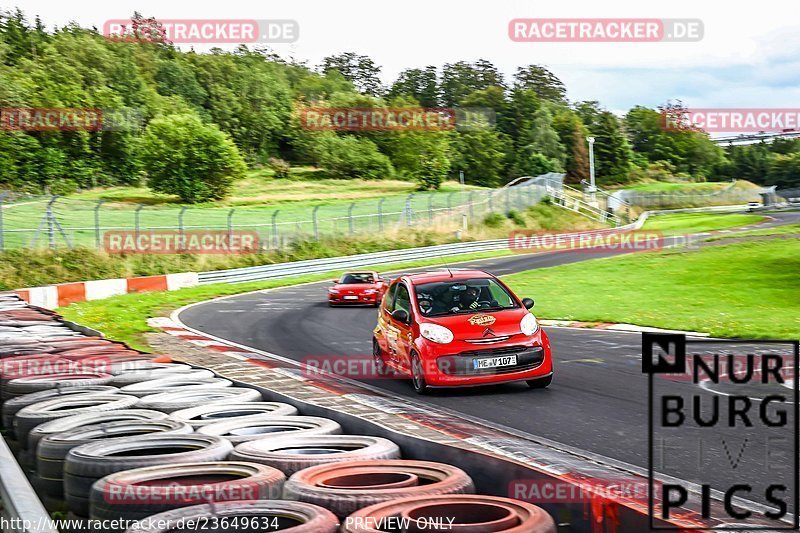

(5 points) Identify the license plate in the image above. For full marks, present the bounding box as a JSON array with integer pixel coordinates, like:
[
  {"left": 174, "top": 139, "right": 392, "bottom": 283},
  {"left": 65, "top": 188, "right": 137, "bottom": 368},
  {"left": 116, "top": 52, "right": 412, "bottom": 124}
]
[
  {"left": 343, "top": 295, "right": 358, "bottom": 300},
  {"left": 473, "top": 355, "right": 517, "bottom": 370}
]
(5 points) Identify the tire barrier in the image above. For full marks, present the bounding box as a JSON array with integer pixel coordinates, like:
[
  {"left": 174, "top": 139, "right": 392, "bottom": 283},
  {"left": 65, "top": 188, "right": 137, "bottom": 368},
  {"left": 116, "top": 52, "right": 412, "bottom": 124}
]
[
  {"left": 37, "top": 420, "right": 194, "bottom": 500},
  {"left": 198, "top": 415, "right": 342, "bottom": 445},
  {"left": 137, "top": 388, "right": 263, "bottom": 413},
  {"left": 109, "top": 364, "right": 196, "bottom": 386},
  {"left": 119, "top": 376, "right": 231, "bottom": 398},
  {"left": 90, "top": 462, "right": 286, "bottom": 526},
  {"left": 341, "top": 494, "right": 557, "bottom": 533},
  {"left": 3, "top": 371, "right": 114, "bottom": 400},
  {"left": 1, "top": 386, "right": 119, "bottom": 429},
  {"left": 123, "top": 500, "right": 339, "bottom": 533},
  {"left": 64, "top": 434, "right": 234, "bottom": 517},
  {"left": 14, "top": 394, "right": 139, "bottom": 443},
  {"left": 1, "top": 356, "right": 76, "bottom": 399},
  {"left": 28, "top": 409, "right": 168, "bottom": 454},
  {"left": 282, "top": 460, "right": 475, "bottom": 518},
  {"left": 230, "top": 435, "right": 402, "bottom": 475},
  {"left": 169, "top": 402, "right": 299, "bottom": 428}
]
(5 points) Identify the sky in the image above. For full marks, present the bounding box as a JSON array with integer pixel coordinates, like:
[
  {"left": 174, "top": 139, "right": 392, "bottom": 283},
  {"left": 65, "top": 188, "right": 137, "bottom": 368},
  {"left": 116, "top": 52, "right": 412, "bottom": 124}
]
[{"left": 8, "top": 0, "right": 800, "bottom": 114}]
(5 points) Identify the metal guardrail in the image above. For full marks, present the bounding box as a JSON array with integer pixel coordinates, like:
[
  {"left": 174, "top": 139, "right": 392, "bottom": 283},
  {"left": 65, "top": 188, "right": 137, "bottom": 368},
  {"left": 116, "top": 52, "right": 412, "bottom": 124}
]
[
  {"left": 199, "top": 202, "right": 761, "bottom": 285},
  {"left": 0, "top": 434, "right": 59, "bottom": 533},
  {"left": 198, "top": 239, "right": 512, "bottom": 284}
]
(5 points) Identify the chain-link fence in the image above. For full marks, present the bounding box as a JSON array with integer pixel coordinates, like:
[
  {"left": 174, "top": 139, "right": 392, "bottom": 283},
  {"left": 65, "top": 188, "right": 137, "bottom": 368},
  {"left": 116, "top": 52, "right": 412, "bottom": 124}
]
[
  {"left": 0, "top": 177, "right": 565, "bottom": 251},
  {"left": 615, "top": 186, "right": 763, "bottom": 209}
]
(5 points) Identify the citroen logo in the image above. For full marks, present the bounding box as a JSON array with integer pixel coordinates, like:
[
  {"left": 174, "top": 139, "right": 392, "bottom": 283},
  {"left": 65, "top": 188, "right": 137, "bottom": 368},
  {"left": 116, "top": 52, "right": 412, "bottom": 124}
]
[{"left": 482, "top": 327, "right": 496, "bottom": 337}]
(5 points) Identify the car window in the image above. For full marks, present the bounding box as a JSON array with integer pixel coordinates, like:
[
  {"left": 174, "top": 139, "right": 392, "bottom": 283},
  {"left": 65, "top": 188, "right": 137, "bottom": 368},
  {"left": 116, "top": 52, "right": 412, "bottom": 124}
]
[
  {"left": 340, "top": 273, "right": 374, "bottom": 284},
  {"left": 414, "top": 277, "right": 519, "bottom": 317},
  {"left": 384, "top": 282, "right": 399, "bottom": 312},
  {"left": 394, "top": 284, "right": 411, "bottom": 315}
]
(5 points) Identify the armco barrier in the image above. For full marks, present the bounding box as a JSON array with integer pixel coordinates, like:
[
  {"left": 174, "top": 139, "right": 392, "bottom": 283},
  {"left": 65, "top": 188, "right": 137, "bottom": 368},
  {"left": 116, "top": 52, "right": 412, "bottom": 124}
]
[{"left": 13, "top": 204, "right": 754, "bottom": 309}]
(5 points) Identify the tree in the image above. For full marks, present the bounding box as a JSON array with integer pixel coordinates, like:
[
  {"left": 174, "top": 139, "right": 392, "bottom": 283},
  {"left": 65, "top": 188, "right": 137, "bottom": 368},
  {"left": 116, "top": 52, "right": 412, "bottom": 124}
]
[
  {"left": 589, "top": 112, "right": 633, "bottom": 185},
  {"left": 440, "top": 60, "right": 503, "bottom": 107},
  {"left": 312, "top": 133, "right": 394, "bottom": 180},
  {"left": 141, "top": 114, "right": 246, "bottom": 202},
  {"left": 451, "top": 129, "right": 511, "bottom": 187},
  {"left": 320, "top": 52, "right": 383, "bottom": 96},
  {"left": 766, "top": 153, "right": 800, "bottom": 189},
  {"left": 513, "top": 65, "right": 566, "bottom": 103},
  {"left": 388, "top": 66, "right": 439, "bottom": 107},
  {"left": 552, "top": 110, "right": 590, "bottom": 183}
]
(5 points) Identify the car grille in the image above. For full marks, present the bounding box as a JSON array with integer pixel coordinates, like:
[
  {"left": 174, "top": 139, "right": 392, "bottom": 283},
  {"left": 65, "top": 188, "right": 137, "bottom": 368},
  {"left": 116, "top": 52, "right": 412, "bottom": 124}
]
[{"left": 436, "top": 345, "right": 545, "bottom": 376}]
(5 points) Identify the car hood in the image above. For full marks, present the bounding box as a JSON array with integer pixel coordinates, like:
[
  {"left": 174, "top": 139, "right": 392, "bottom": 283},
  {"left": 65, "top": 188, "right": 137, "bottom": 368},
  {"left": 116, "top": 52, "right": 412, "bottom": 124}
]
[{"left": 424, "top": 308, "right": 529, "bottom": 339}]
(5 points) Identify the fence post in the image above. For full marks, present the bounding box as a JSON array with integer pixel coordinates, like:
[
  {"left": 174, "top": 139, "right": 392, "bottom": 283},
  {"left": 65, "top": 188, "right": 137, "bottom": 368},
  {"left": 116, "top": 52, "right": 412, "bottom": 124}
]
[
  {"left": 488, "top": 190, "right": 494, "bottom": 212},
  {"left": 46, "top": 196, "right": 58, "bottom": 250},
  {"left": 378, "top": 198, "right": 385, "bottom": 232},
  {"left": 177, "top": 206, "right": 186, "bottom": 252},
  {"left": 348, "top": 202, "right": 355, "bottom": 235},
  {"left": 134, "top": 205, "right": 144, "bottom": 241},
  {"left": 271, "top": 210, "right": 279, "bottom": 248},
  {"left": 428, "top": 194, "right": 433, "bottom": 223},
  {"left": 505, "top": 187, "right": 511, "bottom": 213},
  {"left": 312, "top": 205, "right": 320, "bottom": 241},
  {"left": 405, "top": 193, "right": 414, "bottom": 226},
  {"left": 94, "top": 200, "right": 106, "bottom": 249},
  {"left": 227, "top": 208, "right": 235, "bottom": 245},
  {"left": 448, "top": 192, "right": 455, "bottom": 218},
  {"left": 0, "top": 192, "right": 6, "bottom": 251}
]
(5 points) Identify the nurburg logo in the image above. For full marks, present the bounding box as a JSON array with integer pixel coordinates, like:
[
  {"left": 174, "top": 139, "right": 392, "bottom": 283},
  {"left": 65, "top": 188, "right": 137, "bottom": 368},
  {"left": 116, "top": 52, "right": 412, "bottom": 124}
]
[{"left": 468, "top": 314, "right": 497, "bottom": 326}]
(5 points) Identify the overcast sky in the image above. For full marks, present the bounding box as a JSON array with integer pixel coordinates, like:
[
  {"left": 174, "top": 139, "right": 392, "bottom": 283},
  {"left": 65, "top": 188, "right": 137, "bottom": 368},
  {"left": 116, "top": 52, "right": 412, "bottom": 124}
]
[{"left": 10, "top": 0, "right": 800, "bottom": 114}]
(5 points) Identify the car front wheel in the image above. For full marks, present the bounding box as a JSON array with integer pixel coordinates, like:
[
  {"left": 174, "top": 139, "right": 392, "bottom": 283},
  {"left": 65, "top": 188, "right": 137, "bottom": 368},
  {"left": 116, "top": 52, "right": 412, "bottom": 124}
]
[{"left": 410, "top": 352, "right": 429, "bottom": 395}]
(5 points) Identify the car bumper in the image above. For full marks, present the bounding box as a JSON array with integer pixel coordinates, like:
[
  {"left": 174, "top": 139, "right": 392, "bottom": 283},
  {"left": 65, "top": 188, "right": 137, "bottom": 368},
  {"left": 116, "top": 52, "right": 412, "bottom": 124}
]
[
  {"left": 418, "top": 332, "right": 553, "bottom": 386},
  {"left": 329, "top": 295, "right": 378, "bottom": 304}
]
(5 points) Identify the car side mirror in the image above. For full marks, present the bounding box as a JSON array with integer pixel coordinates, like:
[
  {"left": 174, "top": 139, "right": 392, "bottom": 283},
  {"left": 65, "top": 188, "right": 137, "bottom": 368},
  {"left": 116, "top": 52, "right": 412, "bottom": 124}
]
[
  {"left": 522, "top": 298, "right": 535, "bottom": 309},
  {"left": 391, "top": 309, "right": 409, "bottom": 323},
  {"left": 331, "top": 279, "right": 339, "bottom": 283}
]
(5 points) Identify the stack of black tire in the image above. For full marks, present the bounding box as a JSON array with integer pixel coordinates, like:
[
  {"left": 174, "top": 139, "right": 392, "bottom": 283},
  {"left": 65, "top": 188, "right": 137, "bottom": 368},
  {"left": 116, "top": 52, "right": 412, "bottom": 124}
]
[{"left": 1, "top": 294, "right": 556, "bottom": 532}]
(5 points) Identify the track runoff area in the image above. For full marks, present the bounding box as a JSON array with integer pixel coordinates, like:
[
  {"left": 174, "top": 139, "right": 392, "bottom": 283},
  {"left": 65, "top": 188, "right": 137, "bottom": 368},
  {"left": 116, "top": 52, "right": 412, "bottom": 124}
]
[{"left": 177, "top": 209, "right": 800, "bottom": 529}]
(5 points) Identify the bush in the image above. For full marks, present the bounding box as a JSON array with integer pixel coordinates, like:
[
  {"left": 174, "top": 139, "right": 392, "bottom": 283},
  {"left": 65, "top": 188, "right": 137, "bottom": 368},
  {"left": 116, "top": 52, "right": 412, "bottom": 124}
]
[
  {"left": 313, "top": 134, "right": 394, "bottom": 180},
  {"left": 483, "top": 212, "right": 506, "bottom": 228},
  {"left": 506, "top": 209, "right": 526, "bottom": 226},
  {"left": 141, "top": 114, "right": 247, "bottom": 203},
  {"left": 268, "top": 157, "right": 291, "bottom": 179}
]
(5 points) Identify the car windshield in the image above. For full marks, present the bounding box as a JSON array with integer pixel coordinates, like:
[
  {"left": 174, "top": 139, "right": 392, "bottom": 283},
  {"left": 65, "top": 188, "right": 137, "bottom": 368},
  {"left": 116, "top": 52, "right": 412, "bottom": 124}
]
[
  {"left": 414, "top": 278, "right": 519, "bottom": 317},
  {"left": 339, "top": 273, "right": 374, "bottom": 284}
]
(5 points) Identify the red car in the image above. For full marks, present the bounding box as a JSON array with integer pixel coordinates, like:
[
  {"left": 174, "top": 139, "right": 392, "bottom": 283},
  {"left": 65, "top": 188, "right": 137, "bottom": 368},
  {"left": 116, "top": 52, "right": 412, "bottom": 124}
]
[
  {"left": 328, "top": 271, "right": 388, "bottom": 307},
  {"left": 372, "top": 269, "right": 553, "bottom": 394}
]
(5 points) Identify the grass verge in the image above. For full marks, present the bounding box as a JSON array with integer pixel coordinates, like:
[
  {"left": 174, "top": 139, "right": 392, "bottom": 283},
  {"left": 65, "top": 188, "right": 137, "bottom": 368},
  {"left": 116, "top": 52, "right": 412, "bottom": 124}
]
[
  {"left": 641, "top": 212, "right": 765, "bottom": 234},
  {"left": 58, "top": 249, "right": 515, "bottom": 351},
  {"left": 503, "top": 239, "right": 800, "bottom": 339}
]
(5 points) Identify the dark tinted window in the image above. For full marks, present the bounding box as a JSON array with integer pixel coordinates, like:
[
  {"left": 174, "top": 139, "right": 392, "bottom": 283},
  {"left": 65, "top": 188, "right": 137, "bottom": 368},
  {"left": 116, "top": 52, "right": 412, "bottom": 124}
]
[
  {"left": 340, "top": 273, "right": 374, "bottom": 284},
  {"left": 414, "top": 278, "right": 518, "bottom": 317},
  {"left": 384, "top": 282, "right": 399, "bottom": 311}
]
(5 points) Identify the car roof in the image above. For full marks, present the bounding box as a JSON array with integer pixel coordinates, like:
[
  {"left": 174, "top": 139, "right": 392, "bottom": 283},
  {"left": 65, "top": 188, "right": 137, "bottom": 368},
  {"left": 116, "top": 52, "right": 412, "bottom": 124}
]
[{"left": 402, "top": 269, "right": 493, "bottom": 285}]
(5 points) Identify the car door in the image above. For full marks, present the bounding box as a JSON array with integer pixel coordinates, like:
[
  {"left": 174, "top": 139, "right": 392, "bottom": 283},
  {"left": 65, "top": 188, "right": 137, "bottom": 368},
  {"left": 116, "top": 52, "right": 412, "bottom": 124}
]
[
  {"left": 390, "top": 282, "right": 414, "bottom": 369},
  {"left": 379, "top": 282, "right": 400, "bottom": 362}
]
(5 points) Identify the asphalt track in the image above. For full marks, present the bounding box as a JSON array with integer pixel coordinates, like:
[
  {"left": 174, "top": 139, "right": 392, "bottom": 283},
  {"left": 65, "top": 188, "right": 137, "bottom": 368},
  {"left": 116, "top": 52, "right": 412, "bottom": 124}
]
[{"left": 179, "top": 211, "right": 800, "bottom": 506}]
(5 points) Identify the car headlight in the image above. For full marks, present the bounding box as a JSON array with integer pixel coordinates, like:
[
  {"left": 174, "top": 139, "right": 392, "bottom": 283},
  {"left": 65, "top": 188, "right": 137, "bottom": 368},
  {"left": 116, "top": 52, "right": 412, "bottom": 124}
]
[
  {"left": 420, "top": 323, "right": 454, "bottom": 344},
  {"left": 363, "top": 289, "right": 377, "bottom": 295},
  {"left": 328, "top": 288, "right": 339, "bottom": 294},
  {"left": 520, "top": 313, "right": 539, "bottom": 336}
]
